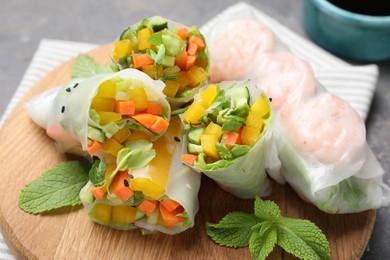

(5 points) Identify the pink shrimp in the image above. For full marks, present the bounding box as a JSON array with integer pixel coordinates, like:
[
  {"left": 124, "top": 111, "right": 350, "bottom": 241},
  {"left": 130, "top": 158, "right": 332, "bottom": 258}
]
[
  {"left": 279, "top": 93, "right": 366, "bottom": 164},
  {"left": 209, "top": 20, "right": 275, "bottom": 83},
  {"left": 254, "top": 53, "right": 316, "bottom": 110}
]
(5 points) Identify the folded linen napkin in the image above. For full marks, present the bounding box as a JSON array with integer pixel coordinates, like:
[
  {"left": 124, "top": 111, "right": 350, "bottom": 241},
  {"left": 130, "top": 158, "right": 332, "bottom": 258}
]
[{"left": 0, "top": 3, "right": 379, "bottom": 258}]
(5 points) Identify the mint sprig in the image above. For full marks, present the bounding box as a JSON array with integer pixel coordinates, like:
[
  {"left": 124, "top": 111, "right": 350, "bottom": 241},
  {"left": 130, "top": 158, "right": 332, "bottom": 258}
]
[
  {"left": 19, "top": 161, "right": 90, "bottom": 214},
  {"left": 206, "top": 196, "right": 330, "bottom": 260}
]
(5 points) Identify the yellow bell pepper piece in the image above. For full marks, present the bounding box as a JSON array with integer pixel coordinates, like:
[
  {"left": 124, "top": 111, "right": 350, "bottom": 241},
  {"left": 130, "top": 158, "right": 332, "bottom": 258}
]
[
  {"left": 241, "top": 126, "right": 260, "bottom": 146},
  {"left": 97, "top": 111, "right": 122, "bottom": 125},
  {"left": 112, "top": 127, "right": 132, "bottom": 143},
  {"left": 251, "top": 96, "right": 270, "bottom": 118},
  {"left": 90, "top": 97, "right": 115, "bottom": 112},
  {"left": 162, "top": 80, "right": 181, "bottom": 98},
  {"left": 97, "top": 80, "right": 117, "bottom": 99},
  {"left": 111, "top": 205, "right": 137, "bottom": 224},
  {"left": 183, "top": 101, "right": 205, "bottom": 124},
  {"left": 142, "top": 64, "right": 164, "bottom": 80},
  {"left": 200, "top": 84, "right": 218, "bottom": 108},
  {"left": 125, "top": 131, "right": 151, "bottom": 142},
  {"left": 131, "top": 177, "right": 165, "bottom": 199},
  {"left": 200, "top": 134, "right": 220, "bottom": 160},
  {"left": 101, "top": 138, "right": 123, "bottom": 157},
  {"left": 246, "top": 112, "right": 264, "bottom": 132},
  {"left": 113, "top": 40, "right": 133, "bottom": 61},
  {"left": 176, "top": 71, "right": 192, "bottom": 89},
  {"left": 90, "top": 203, "right": 112, "bottom": 225},
  {"left": 127, "top": 87, "right": 148, "bottom": 112},
  {"left": 202, "top": 122, "right": 223, "bottom": 140},
  {"left": 137, "top": 27, "right": 153, "bottom": 51},
  {"left": 186, "top": 66, "right": 208, "bottom": 87}
]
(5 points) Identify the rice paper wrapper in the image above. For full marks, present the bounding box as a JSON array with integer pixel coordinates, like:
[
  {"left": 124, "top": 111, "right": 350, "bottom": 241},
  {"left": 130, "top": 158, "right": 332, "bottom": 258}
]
[
  {"left": 80, "top": 117, "right": 201, "bottom": 234},
  {"left": 116, "top": 17, "right": 210, "bottom": 109},
  {"left": 185, "top": 81, "right": 281, "bottom": 199},
  {"left": 25, "top": 69, "right": 170, "bottom": 157}
]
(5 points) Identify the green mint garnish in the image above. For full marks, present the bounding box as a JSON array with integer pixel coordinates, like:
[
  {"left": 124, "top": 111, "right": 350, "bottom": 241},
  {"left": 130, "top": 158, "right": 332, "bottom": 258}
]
[
  {"left": 206, "top": 196, "right": 330, "bottom": 260},
  {"left": 71, "top": 54, "right": 114, "bottom": 78},
  {"left": 19, "top": 161, "right": 90, "bottom": 214}
]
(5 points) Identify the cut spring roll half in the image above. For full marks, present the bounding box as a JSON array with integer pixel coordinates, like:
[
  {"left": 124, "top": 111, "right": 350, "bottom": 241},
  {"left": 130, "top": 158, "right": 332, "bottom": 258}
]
[
  {"left": 181, "top": 81, "right": 281, "bottom": 198},
  {"left": 25, "top": 69, "right": 171, "bottom": 161},
  {"left": 275, "top": 92, "right": 390, "bottom": 213},
  {"left": 113, "top": 16, "right": 210, "bottom": 108},
  {"left": 80, "top": 116, "right": 201, "bottom": 234}
]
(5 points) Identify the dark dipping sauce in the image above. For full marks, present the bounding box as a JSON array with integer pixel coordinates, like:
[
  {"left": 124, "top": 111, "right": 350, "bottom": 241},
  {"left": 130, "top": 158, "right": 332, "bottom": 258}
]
[{"left": 328, "top": 0, "right": 390, "bottom": 16}]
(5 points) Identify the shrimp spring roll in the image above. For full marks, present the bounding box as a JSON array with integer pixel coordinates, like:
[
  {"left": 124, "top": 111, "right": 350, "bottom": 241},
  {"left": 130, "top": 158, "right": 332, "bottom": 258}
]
[
  {"left": 181, "top": 81, "right": 281, "bottom": 199},
  {"left": 25, "top": 69, "right": 171, "bottom": 161},
  {"left": 80, "top": 116, "right": 201, "bottom": 234},
  {"left": 113, "top": 16, "right": 210, "bottom": 108},
  {"left": 255, "top": 52, "right": 390, "bottom": 213}
]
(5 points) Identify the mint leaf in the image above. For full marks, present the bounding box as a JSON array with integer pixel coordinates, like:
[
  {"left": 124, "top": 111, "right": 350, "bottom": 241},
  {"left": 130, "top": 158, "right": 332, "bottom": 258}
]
[
  {"left": 206, "top": 212, "right": 260, "bottom": 247},
  {"left": 19, "top": 161, "right": 90, "bottom": 214},
  {"left": 89, "top": 159, "right": 106, "bottom": 185},
  {"left": 254, "top": 196, "right": 281, "bottom": 221},
  {"left": 71, "top": 54, "right": 114, "bottom": 78},
  {"left": 276, "top": 217, "right": 330, "bottom": 260},
  {"left": 250, "top": 222, "right": 277, "bottom": 260}
]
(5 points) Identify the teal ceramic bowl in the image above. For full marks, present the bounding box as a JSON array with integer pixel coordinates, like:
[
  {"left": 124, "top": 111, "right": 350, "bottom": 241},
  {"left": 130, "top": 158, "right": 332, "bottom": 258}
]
[{"left": 303, "top": 0, "right": 390, "bottom": 62}]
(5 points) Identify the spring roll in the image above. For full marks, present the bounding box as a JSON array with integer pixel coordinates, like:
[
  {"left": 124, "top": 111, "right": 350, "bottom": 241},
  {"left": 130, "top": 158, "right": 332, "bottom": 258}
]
[
  {"left": 255, "top": 52, "right": 390, "bottom": 213},
  {"left": 113, "top": 16, "right": 210, "bottom": 108},
  {"left": 80, "top": 116, "right": 201, "bottom": 234},
  {"left": 181, "top": 81, "right": 281, "bottom": 199},
  {"left": 25, "top": 69, "right": 171, "bottom": 161}
]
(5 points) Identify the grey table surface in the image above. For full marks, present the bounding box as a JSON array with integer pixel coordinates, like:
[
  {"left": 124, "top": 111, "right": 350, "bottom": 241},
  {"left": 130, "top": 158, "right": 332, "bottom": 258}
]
[{"left": 0, "top": 0, "right": 389, "bottom": 259}]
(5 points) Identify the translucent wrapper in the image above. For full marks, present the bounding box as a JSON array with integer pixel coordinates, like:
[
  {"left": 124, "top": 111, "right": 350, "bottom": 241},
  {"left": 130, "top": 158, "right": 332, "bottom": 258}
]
[
  {"left": 80, "top": 117, "right": 201, "bottom": 234},
  {"left": 25, "top": 69, "right": 171, "bottom": 158},
  {"left": 204, "top": 15, "right": 288, "bottom": 83},
  {"left": 182, "top": 81, "right": 281, "bottom": 199},
  {"left": 255, "top": 52, "right": 390, "bottom": 213},
  {"left": 113, "top": 16, "right": 210, "bottom": 109}
]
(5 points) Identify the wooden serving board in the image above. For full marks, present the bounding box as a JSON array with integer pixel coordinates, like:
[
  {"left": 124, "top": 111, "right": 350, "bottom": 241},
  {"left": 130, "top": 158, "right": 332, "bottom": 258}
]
[{"left": 0, "top": 44, "right": 375, "bottom": 260}]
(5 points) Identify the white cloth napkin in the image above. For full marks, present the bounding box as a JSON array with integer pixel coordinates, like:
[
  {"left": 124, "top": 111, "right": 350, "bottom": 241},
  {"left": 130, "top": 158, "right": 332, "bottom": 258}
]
[{"left": 0, "top": 3, "right": 379, "bottom": 259}]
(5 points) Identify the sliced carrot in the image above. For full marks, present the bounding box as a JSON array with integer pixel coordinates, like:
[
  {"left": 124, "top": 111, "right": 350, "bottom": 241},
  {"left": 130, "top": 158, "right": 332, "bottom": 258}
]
[
  {"left": 112, "top": 171, "right": 134, "bottom": 202},
  {"left": 138, "top": 199, "right": 157, "bottom": 216},
  {"left": 88, "top": 141, "right": 102, "bottom": 155},
  {"left": 189, "top": 35, "right": 205, "bottom": 49},
  {"left": 223, "top": 132, "right": 242, "bottom": 148},
  {"left": 181, "top": 154, "right": 198, "bottom": 166},
  {"left": 185, "top": 55, "right": 196, "bottom": 71},
  {"left": 132, "top": 50, "right": 154, "bottom": 69},
  {"left": 131, "top": 113, "right": 158, "bottom": 129},
  {"left": 144, "top": 102, "right": 163, "bottom": 115},
  {"left": 160, "top": 199, "right": 180, "bottom": 212},
  {"left": 92, "top": 186, "right": 106, "bottom": 200},
  {"left": 187, "top": 41, "right": 198, "bottom": 56},
  {"left": 159, "top": 204, "right": 185, "bottom": 228},
  {"left": 114, "top": 100, "right": 135, "bottom": 116},
  {"left": 176, "top": 27, "right": 189, "bottom": 40},
  {"left": 175, "top": 50, "right": 188, "bottom": 71},
  {"left": 150, "top": 117, "right": 169, "bottom": 134}
]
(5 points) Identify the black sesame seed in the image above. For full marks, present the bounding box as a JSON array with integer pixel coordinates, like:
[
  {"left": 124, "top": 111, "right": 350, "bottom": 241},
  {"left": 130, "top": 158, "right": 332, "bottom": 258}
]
[
  {"left": 174, "top": 136, "right": 181, "bottom": 142},
  {"left": 129, "top": 174, "right": 134, "bottom": 179},
  {"left": 61, "top": 106, "right": 65, "bottom": 113},
  {"left": 65, "top": 88, "right": 71, "bottom": 92},
  {"left": 73, "top": 83, "right": 79, "bottom": 88},
  {"left": 269, "top": 97, "right": 272, "bottom": 102},
  {"left": 123, "top": 179, "right": 129, "bottom": 187}
]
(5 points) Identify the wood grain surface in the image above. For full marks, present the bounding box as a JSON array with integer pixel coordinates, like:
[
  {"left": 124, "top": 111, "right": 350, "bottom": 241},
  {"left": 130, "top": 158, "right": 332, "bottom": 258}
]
[{"left": 0, "top": 44, "right": 376, "bottom": 260}]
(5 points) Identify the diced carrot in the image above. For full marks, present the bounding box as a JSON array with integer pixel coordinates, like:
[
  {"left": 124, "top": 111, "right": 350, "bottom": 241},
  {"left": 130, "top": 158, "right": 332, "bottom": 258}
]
[
  {"left": 159, "top": 204, "right": 185, "bottom": 228},
  {"left": 150, "top": 117, "right": 169, "bottom": 134},
  {"left": 132, "top": 50, "right": 154, "bottom": 69},
  {"left": 185, "top": 55, "right": 196, "bottom": 71},
  {"left": 160, "top": 199, "right": 180, "bottom": 212},
  {"left": 176, "top": 27, "right": 189, "bottom": 40},
  {"left": 138, "top": 199, "right": 157, "bottom": 216},
  {"left": 144, "top": 102, "right": 163, "bottom": 115},
  {"left": 181, "top": 154, "right": 198, "bottom": 166},
  {"left": 223, "top": 132, "right": 242, "bottom": 148},
  {"left": 114, "top": 100, "right": 135, "bottom": 116},
  {"left": 112, "top": 171, "right": 134, "bottom": 202},
  {"left": 187, "top": 41, "right": 198, "bottom": 56},
  {"left": 88, "top": 141, "right": 102, "bottom": 155},
  {"left": 175, "top": 50, "right": 188, "bottom": 71},
  {"left": 131, "top": 114, "right": 158, "bottom": 129},
  {"left": 91, "top": 186, "right": 106, "bottom": 200},
  {"left": 189, "top": 35, "right": 205, "bottom": 49}
]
